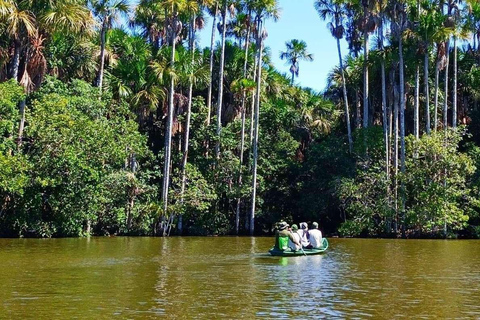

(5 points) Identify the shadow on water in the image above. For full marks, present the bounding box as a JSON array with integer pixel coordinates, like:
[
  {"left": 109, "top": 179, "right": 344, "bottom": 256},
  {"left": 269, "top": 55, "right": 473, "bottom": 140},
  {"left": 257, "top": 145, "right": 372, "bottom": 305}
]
[{"left": 1, "top": 237, "right": 480, "bottom": 319}]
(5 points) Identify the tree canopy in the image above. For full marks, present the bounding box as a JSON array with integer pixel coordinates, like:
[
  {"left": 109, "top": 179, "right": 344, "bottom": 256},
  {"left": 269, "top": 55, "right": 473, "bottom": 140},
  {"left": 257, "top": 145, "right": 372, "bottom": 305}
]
[{"left": 2, "top": 0, "right": 480, "bottom": 238}]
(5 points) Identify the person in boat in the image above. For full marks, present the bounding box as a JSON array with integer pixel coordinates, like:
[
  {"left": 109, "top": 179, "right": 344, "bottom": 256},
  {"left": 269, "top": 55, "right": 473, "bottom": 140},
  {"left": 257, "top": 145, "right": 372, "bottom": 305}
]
[
  {"left": 297, "top": 222, "right": 310, "bottom": 248},
  {"left": 308, "top": 222, "right": 323, "bottom": 249},
  {"left": 288, "top": 224, "right": 302, "bottom": 251},
  {"left": 274, "top": 221, "right": 300, "bottom": 251}
]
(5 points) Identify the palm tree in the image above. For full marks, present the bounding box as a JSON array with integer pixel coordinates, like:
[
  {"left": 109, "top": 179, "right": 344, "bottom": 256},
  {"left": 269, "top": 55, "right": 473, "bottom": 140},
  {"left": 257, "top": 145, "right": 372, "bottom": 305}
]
[
  {"left": 3, "top": 0, "right": 92, "bottom": 147},
  {"left": 2, "top": 2, "right": 35, "bottom": 81},
  {"left": 417, "top": 1, "right": 444, "bottom": 134},
  {"left": 413, "top": 0, "right": 420, "bottom": 139},
  {"left": 206, "top": 1, "right": 219, "bottom": 128},
  {"left": 178, "top": 0, "right": 212, "bottom": 234},
  {"left": 361, "top": 0, "right": 370, "bottom": 128},
  {"left": 451, "top": 3, "right": 467, "bottom": 129},
  {"left": 374, "top": 0, "right": 389, "bottom": 191},
  {"left": 3, "top": 0, "right": 92, "bottom": 81},
  {"left": 395, "top": 0, "right": 407, "bottom": 237},
  {"left": 250, "top": 0, "right": 280, "bottom": 236},
  {"left": 0, "top": 0, "right": 14, "bottom": 17},
  {"left": 279, "top": 39, "right": 314, "bottom": 85},
  {"left": 214, "top": 0, "right": 230, "bottom": 161},
  {"left": 160, "top": 0, "right": 186, "bottom": 235},
  {"left": 250, "top": 18, "right": 265, "bottom": 236},
  {"left": 235, "top": 0, "right": 256, "bottom": 234},
  {"left": 132, "top": 0, "right": 167, "bottom": 50},
  {"left": 315, "top": 0, "right": 353, "bottom": 153},
  {"left": 107, "top": 29, "right": 166, "bottom": 123},
  {"left": 90, "top": 0, "right": 129, "bottom": 92}
]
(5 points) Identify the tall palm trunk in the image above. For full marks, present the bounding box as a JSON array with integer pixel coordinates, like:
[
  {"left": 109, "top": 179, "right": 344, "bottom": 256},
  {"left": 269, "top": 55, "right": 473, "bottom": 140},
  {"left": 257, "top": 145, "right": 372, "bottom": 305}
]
[
  {"left": 443, "top": 39, "right": 450, "bottom": 129},
  {"left": 10, "top": 39, "right": 21, "bottom": 81},
  {"left": 337, "top": 36, "right": 353, "bottom": 153},
  {"left": 215, "top": 0, "right": 228, "bottom": 161},
  {"left": 179, "top": 15, "right": 196, "bottom": 234},
  {"left": 96, "top": 22, "right": 107, "bottom": 92},
  {"left": 424, "top": 50, "right": 431, "bottom": 134},
  {"left": 414, "top": 64, "right": 420, "bottom": 139},
  {"left": 161, "top": 11, "right": 177, "bottom": 234},
  {"left": 248, "top": 52, "right": 258, "bottom": 172},
  {"left": 17, "top": 49, "right": 30, "bottom": 148},
  {"left": 452, "top": 37, "right": 457, "bottom": 128},
  {"left": 380, "top": 19, "right": 389, "bottom": 229},
  {"left": 393, "top": 76, "right": 399, "bottom": 234},
  {"left": 236, "top": 101, "right": 247, "bottom": 234},
  {"left": 249, "top": 53, "right": 258, "bottom": 144},
  {"left": 399, "top": 18, "right": 406, "bottom": 238},
  {"left": 250, "top": 18, "right": 264, "bottom": 236},
  {"left": 434, "top": 49, "right": 440, "bottom": 131},
  {"left": 206, "top": 2, "right": 218, "bottom": 126},
  {"left": 236, "top": 13, "right": 252, "bottom": 234},
  {"left": 414, "top": 0, "right": 420, "bottom": 139},
  {"left": 356, "top": 92, "right": 361, "bottom": 128},
  {"left": 17, "top": 100, "right": 26, "bottom": 147},
  {"left": 363, "top": 4, "right": 369, "bottom": 128}
]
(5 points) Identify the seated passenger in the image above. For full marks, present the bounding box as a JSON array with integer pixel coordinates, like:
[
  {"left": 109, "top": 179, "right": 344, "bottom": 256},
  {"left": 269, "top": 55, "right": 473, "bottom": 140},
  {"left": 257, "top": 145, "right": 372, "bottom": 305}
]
[
  {"left": 308, "top": 222, "right": 323, "bottom": 249},
  {"left": 297, "top": 222, "right": 310, "bottom": 248},
  {"left": 288, "top": 224, "right": 302, "bottom": 251},
  {"left": 274, "top": 221, "right": 291, "bottom": 251}
]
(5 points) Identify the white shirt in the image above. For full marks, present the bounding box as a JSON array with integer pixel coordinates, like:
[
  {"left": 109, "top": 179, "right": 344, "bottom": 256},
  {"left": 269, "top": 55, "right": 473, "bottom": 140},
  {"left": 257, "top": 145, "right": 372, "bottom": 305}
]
[
  {"left": 288, "top": 232, "right": 301, "bottom": 251},
  {"left": 308, "top": 229, "right": 323, "bottom": 248},
  {"left": 297, "top": 229, "right": 310, "bottom": 247}
]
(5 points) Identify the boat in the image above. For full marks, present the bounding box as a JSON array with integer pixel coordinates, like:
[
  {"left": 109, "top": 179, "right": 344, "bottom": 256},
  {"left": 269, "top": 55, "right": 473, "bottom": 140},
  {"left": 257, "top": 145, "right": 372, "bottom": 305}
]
[{"left": 268, "top": 238, "right": 329, "bottom": 256}]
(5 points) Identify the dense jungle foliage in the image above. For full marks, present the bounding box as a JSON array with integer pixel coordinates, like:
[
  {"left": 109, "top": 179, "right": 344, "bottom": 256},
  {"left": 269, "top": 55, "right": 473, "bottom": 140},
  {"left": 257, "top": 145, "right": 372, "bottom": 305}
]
[{"left": 2, "top": 0, "right": 480, "bottom": 238}]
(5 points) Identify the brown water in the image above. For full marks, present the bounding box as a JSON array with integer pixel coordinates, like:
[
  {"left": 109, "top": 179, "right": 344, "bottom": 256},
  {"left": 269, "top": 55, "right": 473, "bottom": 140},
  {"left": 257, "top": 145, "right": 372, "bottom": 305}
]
[{"left": 1, "top": 237, "right": 479, "bottom": 319}]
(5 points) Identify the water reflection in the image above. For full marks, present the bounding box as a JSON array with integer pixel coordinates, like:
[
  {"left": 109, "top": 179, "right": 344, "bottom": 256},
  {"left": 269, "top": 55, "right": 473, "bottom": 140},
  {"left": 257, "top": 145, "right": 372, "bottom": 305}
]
[{"left": 1, "top": 238, "right": 480, "bottom": 318}]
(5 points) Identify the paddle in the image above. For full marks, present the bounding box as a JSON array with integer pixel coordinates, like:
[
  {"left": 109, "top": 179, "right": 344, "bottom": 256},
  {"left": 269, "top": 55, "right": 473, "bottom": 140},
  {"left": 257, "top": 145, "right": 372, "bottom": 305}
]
[{"left": 300, "top": 246, "right": 307, "bottom": 256}]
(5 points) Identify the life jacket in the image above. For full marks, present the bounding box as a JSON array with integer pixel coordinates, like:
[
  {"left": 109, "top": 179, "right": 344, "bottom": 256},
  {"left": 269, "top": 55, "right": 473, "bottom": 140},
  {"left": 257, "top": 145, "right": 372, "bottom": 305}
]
[
  {"left": 278, "top": 235, "right": 289, "bottom": 250},
  {"left": 275, "top": 230, "right": 290, "bottom": 250}
]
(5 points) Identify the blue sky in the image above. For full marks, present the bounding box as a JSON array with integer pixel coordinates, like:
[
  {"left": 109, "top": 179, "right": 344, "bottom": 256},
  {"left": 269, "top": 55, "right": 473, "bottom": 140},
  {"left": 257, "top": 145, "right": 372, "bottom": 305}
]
[
  {"left": 196, "top": 0, "right": 349, "bottom": 92},
  {"left": 127, "top": 0, "right": 348, "bottom": 92}
]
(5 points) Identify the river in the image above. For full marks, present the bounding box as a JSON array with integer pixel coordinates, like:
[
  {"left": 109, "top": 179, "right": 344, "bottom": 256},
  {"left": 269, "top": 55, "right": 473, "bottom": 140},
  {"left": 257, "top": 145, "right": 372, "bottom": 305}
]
[{"left": 1, "top": 237, "right": 479, "bottom": 319}]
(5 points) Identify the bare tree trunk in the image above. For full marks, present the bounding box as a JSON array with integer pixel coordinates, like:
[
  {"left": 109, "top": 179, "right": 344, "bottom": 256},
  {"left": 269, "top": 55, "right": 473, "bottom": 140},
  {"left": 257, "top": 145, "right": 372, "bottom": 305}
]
[
  {"left": 425, "top": 51, "right": 431, "bottom": 134},
  {"left": 179, "top": 15, "right": 196, "bottom": 234},
  {"left": 236, "top": 107, "right": 246, "bottom": 234},
  {"left": 10, "top": 40, "right": 21, "bottom": 81},
  {"left": 161, "top": 12, "right": 178, "bottom": 235},
  {"left": 96, "top": 24, "right": 107, "bottom": 92},
  {"left": 444, "top": 39, "right": 450, "bottom": 129},
  {"left": 17, "top": 49, "right": 30, "bottom": 148},
  {"left": 378, "top": 9, "right": 391, "bottom": 231},
  {"left": 393, "top": 79, "right": 399, "bottom": 234},
  {"left": 250, "top": 19, "right": 264, "bottom": 236},
  {"left": 337, "top": 37, "right": 353, "bottom": 153},
  {"left": 399, "top": 18, "right": 406, "bottom": 238},
  {"left": 236, "top": 14, "right": 252, "bottom": 234},
  {"left": 248, "top": 53, "right": 258, "bottom": 171},
  {"left": 363, "top": 5, "right": 369, "bottom": 128},
  {"left": 452, "top": 37, "right": 457, "bottom": 128},
  {"left": 215, "top": 0, "right": 228, "bottom": 161},
  {"left": 126, "top": 153, "right": 137, "bottom": 233},
  {"left": 206, "top": 2, "right": 218, "bottom": 127},
  {"left": 17, "top": 99, "right": 26, "bottom": 147},
  {"left": 414, "top": 64, "right": 420, "bottom": 139},
  {"left": 434, "top": 54, "right": 440, "bottom": 131},
  {"left": 356, "top": 92, "right": 361, "bottom": 128},
  {"left": 380, "top": 41, "right": 389, "bottom": 227}
]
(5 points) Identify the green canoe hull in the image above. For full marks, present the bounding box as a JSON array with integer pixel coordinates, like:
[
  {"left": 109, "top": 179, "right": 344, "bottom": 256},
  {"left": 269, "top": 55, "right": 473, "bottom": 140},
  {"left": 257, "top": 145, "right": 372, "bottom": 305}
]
[{"left": 268, "top": 238, "right": 329, "bottom": 256}]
